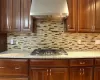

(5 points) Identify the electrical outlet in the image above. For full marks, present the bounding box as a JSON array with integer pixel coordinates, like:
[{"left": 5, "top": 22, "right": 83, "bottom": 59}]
[
  {"left": 95, "top": 40, "right": 100, "bottom": 44},
  {"left": 10, "top": 39, "right": 14, "bottom": 44}
]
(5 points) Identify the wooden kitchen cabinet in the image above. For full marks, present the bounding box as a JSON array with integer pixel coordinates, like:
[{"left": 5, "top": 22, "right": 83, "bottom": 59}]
[
  {"left": 70, "top": 67, "right": 93, "bottom": 80},
  {"left": 67, "top": 0, "right": 78, "bottom": 32},
  {"left": 0, "top": 0, "right": 31, "bottom": 32},
  {"left": 0, "top": 58, "right": 99, "bottom": 80},
  {"left": 11, "top": 0, "right": 31, "bottom": 32},
  {"left": 30, "top": 60, "right": 69, "bottom": 80},
  {"left": 12, "top": 0, "right": 21, "bottom": 32},
  {"left": 0, "top": 0, "right": 8, "bottom": 32},
  {"left": 70, "top": 59, "right": 93, "bottom": 66},
  {"left": 0, "top": 59, "right": 28, "bottom": 77},
  {"left": 0, "top": 59, "right": 28, "bottom": 79},
  {"left": 95, "top": 0, "right": 100, "bottom": 32},
  {"left": 78, "top": 0, "right": 94, "bottom": 32},
  {"left": 0, "top": 33, "right": 7, "bottom": 52},
  {"left": 6, "top": 0, "right": 13, "bottom": 32},
  {"left": 49, "top": 68, "right": 69, "bottom": 80},
  {"left": 94, "top": 59, "right": 100, "bottom": 80},
  {"left": 30, "top": 68, "right": 69, "bottom": 80},
  {"left": 82, "top": 67, "right": 93, "bottom": 80},
  {"left": 30, "top": 68, "right": 48, "bottom": 80},
  {"left": 94, "top": 67, "right": 100, "bottom": 80},
  {"left": 67, "top": 0, "right": 100, "bottom": 33},
  {"left": 70, "top": 68, "right": 82, "bottom": 80},
  {"left": 30, "top": 60, "right": 68, "bottom": 67},
  {"left": 21, "top": 0, "right": 31, "bottom": 32},
  {"left": 70, "top": 59, "right": 93, "bottom": 80},
  {"left": 0, "top": 0, "right": 21, "bottom": 32},
  {"left": 95, "top": 59, "right": 100, "bottom": 66},
  {"left": 67, "top": 0, "right": 95, "bottom": 32}
]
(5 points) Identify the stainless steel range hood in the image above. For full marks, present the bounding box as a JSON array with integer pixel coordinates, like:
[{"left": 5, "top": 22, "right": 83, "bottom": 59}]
[{"left": 30, "top": 0, "right": 69, "bottom": 19}]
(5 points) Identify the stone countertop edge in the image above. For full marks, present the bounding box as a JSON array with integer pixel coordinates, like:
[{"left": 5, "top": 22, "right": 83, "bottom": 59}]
[{"left": 0, "top": 50, "right": 100, "bottom": 59}]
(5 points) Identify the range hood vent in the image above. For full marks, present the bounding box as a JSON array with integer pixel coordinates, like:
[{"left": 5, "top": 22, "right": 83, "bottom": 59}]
[{"left": 30, "top": 0, "right": 69, "bottom": 19}]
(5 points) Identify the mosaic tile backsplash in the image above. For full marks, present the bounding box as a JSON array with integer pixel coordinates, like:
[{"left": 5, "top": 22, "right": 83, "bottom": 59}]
[{"left": 7, "top": 20, "right": 100, "bottom": 51}]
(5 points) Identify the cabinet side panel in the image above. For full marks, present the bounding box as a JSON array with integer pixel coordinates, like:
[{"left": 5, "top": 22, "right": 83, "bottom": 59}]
[{"left": 0, "top": 33, "right": 7, "bottom": 52}]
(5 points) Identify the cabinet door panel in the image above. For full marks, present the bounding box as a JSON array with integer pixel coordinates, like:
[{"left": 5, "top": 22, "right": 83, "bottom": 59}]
[
  {"left": 70, "top": 68, "right": 82, "bottom": 80},
  {"left": 12, "top": 0, "right": 21, "bottom": 31},
  {"left": 0, "top": 0, "right": 21, "bottom": 32},
  {"left": 0, "top": 59, "right": 28, "bottom": 77},
  {"left": 0, "top": 0, "right": 7, "bottom": 32},
  {"left": 21, "top": 0, "right": 31, "bottom": 31},
  {"left": 70, "top": 67, "right": 92, "bottom": 80},
  {"left": 82, "top": 67, "right": 93, "bottom": 80},
  {"left": 95, "top": 59, "right": 100, "bottom": 66},
  {"left": 78, "top": 0, "right": 94, "bottom": 32},
  {"left": 49, "top": 68, "right": 69, "bottom": 80},
  {"left": 94, "top": 67, "right": 100, "bottom": 80},
  {"left": 0, "top": 33, "right": 7, "bottom": 52},
  {"left": 30, "top": 68, "right": 48, "bottom": 80},
  {"left": 95, "top": 0, "right": 100, "bottom": 32},
  {"left": 30, "top": 60, "right": 68, "bottom": 67},
  {"left": 7, "top": 0, "right": 13, "bottom": 32},
  {"left": 70, "top": 59, "right": 93, "bottom": 66},
  {"left": 67, "top": 0, "right": 78, "bottom": 32}
]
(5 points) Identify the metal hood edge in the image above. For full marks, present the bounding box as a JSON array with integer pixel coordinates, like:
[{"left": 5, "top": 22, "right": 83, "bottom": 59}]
[{"left": 30, "top": 0, "right": 69, "bottom": 19}]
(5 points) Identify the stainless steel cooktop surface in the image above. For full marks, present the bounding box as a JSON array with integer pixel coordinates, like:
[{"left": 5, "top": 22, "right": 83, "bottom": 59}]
[{"left": 31, "top": 48, "right": 68, "bottom": 56}]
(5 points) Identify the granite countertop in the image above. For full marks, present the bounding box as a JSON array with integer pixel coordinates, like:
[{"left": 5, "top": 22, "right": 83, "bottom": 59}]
[{"left": 0, "top": 50, "right": 100, "bottom": 59}]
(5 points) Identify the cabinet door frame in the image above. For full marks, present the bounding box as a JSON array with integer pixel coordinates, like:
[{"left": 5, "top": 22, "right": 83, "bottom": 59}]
[
  {"left": 94, "top": 0, "right": 100, "bottom": 32},
  {"left": 94, "top": 67, "right": 100, "bottom": 80},
  {"left": 7, "top": 0, "right": 13, "bottom": 32},
  {"left": 0, "top": 0, "right": 8, "bottom": 32},
  {"left": 78, "top": 0, "right": 94, "bottom": 32},
  {"left": 29, "top": 68, "right": 48, "bottom": 80},
  {"left": 12, "top": 0, "right": 21, "bottom": 32},
  {"left": 82, "top": 67, "right": 93, "bottom": 80},
  {"left": 67, "top": 0, "right": 78, "bottom": 32},
  {"left": 70, "top": 67, "right": 93, "bottom": 80},
  {"left": 21, "top": 0, "right": 31, "bottom": 32},
  {"left": 70, "top": 67, "right": 82, "bottom": 80},
  {"left": 49, "top": 68, "right": 69, "bottom": 80}
]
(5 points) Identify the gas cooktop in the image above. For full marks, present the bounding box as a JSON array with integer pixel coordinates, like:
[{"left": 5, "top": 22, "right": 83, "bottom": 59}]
[{"left": 31, "top": 48, "right": 68, "bottom": 56}]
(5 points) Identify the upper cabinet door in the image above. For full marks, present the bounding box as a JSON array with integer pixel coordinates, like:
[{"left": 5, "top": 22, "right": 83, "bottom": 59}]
[
  {"left": 49, "top": 68, "right": 69, "bottom": 80},
  {"left": 95, "top": 0, "right": 100, "bottom": 32},
  {"left": 67, "top": 0, "right": 78, "bottom": 32},
  {"left": 12, "top": 0, "right": 21, "bottom": 31},
  {"left": 0, "top": 0, "right": 8, "bottom": 32},
  {"left": 7, "top": 0, "right": 13, "bottom": 32},
  {"left": 78, "top": 0, "right": 94, "bottom": 32},
  {"left": 21, "top": 0, "right": 31, "bottom": 32},
  {"left": 0, "top": 0, "right": 21, "bottom": 32}
]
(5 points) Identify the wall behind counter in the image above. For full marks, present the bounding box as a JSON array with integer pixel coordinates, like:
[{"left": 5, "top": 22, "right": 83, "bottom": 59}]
[{"left": 7, "top": 20, "right": 100, "bottom": 51}]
